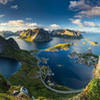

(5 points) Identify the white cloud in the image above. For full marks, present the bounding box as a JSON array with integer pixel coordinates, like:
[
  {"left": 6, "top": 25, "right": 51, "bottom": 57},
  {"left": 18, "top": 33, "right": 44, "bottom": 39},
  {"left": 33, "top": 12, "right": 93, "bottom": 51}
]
[
  {"left": 11, "top": 5, "right": 18, "bottom": 9},
  {"left": 70, "top": 19, "right": 83, "bottom": 27},
  {"left": 84, "top": 21, "right": 96, "bottom": 27},
  {"left": 50, "top": 24, "right": 61, "bottom": 29},
  {"left": 0, "top": 0, "right": 13, "bottom": 5},
  {"left": 79, "top": 6, "right": 100, "bottom": 17},
  {"left": 74, "top": 15, "right": 82, "bottom": 18},
  {"left": 69, "top": 0, "right": 100, "bottom": 18},
  {"left": 44, "top": 28, "right": 50, "bottom": 31},
  {"left": 0, "top": 14, "right": 5, "bottom": 18},
  {"left": 69, "top": 0, "right": 91, "bottom": 10},
  {"left": 8, "top": 20, "right": 24, "bottom": 26},
  {"left": 26, "top": 23, "right": 37, "bottom": 27},
  {"left": 70, "top": 19, "right": 98, "bottom": 27},
  {"left": 0, "top": 20, "right": 38, "bottom": 32}
]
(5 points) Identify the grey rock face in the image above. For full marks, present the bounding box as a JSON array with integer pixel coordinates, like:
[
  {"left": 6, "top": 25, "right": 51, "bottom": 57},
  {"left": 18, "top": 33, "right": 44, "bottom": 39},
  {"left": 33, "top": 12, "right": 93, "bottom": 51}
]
[{"left": 0, "top": 36, "right": 20, "bottom": 53}]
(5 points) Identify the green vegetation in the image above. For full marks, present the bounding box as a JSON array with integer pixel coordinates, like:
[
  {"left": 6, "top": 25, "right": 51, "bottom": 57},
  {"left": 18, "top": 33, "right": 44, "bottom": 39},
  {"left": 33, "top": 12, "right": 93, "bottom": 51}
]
[
  {"left": 0, "top": 74, "right": 10, "bottom": 93},
  {"left": 0, "top": 93, "right": 31, "bottom": 100},
  {"left": 20, "top": 28, "right": 52, "bottom": 42},
  {"left": 8, "top": 61, "right": 76, "bottom": 100},
  {"left": 46, "top": 43, "right": 73, "bottom": 52},
  {"left": 86, "top": 78, "right": 100, "bottom": 100},
  {"left": 70, "top": 78, "right": 100, "bottom": 100},
  {"left": 20, "top": 29, "right": 39, "bottom": 42},
  {"left": 1, "top": 36, "right": 100, "bottom": 100},
  {"left": 54, "top": 84, "right": 71, "bottom": 91},
  {"left": 90, "top": 41, "right": 98, "bottom": 46},
  {"left": 0, "top": 37, "right": 77, "bottom": 100}
]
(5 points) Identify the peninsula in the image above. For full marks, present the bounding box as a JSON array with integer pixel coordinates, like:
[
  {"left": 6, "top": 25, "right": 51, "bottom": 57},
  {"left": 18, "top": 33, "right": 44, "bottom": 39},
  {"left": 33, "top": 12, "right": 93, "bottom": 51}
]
[{"left": 45, "top": 43, "right": 73, "bottom": 52}]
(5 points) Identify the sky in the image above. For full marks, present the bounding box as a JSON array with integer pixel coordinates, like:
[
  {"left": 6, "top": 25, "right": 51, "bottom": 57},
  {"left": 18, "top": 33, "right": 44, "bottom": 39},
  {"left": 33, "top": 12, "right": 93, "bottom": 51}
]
[{"left": 0, "top": 0, "right": 100, "bottom": 32}]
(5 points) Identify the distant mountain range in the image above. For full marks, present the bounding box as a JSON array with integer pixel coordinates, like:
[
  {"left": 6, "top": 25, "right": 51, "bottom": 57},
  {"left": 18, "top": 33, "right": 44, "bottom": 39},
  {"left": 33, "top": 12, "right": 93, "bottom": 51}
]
[
  {"left": 19, "top": 28, "right": 83, "bottom": 42},
  {"left": 0, "top": 28, "right": 83, "bottom": 42},
  {"left": 51, "top": 29, "right": 83, "bottom": 39},
  {"left": 0, "top": 31, "right": 20, "bottom": 38}
]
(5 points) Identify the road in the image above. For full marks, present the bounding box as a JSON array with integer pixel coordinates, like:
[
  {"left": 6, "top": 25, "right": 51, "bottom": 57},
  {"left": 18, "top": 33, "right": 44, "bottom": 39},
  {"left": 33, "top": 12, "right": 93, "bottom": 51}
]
[{"left": 36, "top": 56, "right": 82, "bottom": 94}]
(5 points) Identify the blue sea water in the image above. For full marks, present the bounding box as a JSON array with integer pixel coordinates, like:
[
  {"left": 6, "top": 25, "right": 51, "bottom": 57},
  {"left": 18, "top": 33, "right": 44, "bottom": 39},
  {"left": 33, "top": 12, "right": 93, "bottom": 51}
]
[{"left": 7, "top": 33, "right": 100, "bottom": 89}]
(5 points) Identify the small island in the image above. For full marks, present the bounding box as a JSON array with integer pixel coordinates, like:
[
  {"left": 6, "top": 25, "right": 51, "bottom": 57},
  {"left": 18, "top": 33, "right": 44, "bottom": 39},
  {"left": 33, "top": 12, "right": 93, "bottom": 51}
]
[
  {"left": 90, "top": 41, "right": 98, "bottom": 46},
  {"left": 45, "top": 43, "right": 73, "bottom": 52}
]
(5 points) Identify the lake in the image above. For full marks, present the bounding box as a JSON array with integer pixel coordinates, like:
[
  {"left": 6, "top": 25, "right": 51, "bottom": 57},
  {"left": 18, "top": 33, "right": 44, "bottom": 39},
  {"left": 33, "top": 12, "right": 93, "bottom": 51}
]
[
  {"left": 7, "top": 33, "right": 100, "bottom": 89},
  {"left": 0, "top": 57, "right": 21, "bottom": 77}
]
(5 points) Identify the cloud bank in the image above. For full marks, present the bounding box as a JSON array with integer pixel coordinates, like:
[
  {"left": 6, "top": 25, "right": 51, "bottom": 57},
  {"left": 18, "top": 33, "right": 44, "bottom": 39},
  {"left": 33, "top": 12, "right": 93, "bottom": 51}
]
[
  {"left": 0, "top": 0, "right": 13, "bottom": 5},
  {"left": 69, "top": 0, "right": 100, "bottom": 18},
  {"left": 0, "top": 20, "right": 38, "bottom": 32}
]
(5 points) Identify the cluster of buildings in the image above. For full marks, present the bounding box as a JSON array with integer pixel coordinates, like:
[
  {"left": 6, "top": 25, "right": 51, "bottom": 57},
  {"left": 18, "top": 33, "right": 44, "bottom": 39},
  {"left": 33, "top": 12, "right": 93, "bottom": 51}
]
[{"left": 68, "top": 52, "right": 98, "bottom": 66}]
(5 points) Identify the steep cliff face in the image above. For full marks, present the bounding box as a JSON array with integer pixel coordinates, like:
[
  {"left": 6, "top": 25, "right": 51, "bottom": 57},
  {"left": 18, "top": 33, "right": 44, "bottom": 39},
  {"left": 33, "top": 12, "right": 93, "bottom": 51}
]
[
  {"left": 34, "top": 28, "right": 52, "bottom": 42},
  {"left": 7, "top": 38, "right": 20, "bottom": 50},
  {"left": 0, "top": 36, "right": 20, "bottom": 53},
  {"left": 20, "top": 28, "right": 52, "bottom": 42},
  {"left": 51, "top": 29, "right": 83, "bottom": 39}
]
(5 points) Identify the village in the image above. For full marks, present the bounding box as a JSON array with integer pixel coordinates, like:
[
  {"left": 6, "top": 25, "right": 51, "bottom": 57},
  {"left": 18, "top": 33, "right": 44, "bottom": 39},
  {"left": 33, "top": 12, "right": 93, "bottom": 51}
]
[{"left": 68, "top": 52, "right": 99, "bottom": 66}]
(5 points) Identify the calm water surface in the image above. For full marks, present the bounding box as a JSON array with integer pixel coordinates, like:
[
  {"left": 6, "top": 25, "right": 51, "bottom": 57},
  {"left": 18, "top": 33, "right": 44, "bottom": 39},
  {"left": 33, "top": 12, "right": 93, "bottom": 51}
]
[
  {"left": 7, "top": 33, "right": 100, "bottom": 89},
  {"left": 0, "top": 57, "right": 21, "bottom": 77}
]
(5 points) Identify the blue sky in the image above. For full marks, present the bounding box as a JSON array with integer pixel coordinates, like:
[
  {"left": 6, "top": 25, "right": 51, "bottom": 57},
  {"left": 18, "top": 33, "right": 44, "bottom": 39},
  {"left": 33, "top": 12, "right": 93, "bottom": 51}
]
[{"left": 0, "top": 0, "right": 100, "bottom": 32}]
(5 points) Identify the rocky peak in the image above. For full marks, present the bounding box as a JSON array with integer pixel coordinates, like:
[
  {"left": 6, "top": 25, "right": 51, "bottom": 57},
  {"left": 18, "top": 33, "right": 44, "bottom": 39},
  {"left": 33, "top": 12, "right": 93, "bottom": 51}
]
[{"left": 7, "top": 38, "right": 20, "bottom": 50}]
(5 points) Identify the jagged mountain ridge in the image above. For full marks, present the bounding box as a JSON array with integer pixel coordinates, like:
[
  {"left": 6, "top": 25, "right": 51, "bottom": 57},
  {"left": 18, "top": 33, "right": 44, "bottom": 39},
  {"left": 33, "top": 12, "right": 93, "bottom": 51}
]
[
  {"left": 20, "top": 28, "right": 52, "bottom": 42},
  {"left": 51, "top": 29, "right": 83, "bottom": 39},
  {"left": 0, "top": 36, "right": 19, "bottom": 53}
]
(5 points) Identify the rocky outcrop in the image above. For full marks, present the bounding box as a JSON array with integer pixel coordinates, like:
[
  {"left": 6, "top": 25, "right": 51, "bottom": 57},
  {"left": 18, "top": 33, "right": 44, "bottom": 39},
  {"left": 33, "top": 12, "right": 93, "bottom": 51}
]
[
  {"left": 0, "top": 36, "right": 20, "bottom": 53},
  {"left": 7, "top": 38, "right": 20, "bottom": 50},
  {"left": 51, "top": 29, "right": 83, "bottom": 39},
  {"left": 20, "top": 28, "right": 52, "bottom": 42},
  {"left": 34, "top": 28, "right": 52, "bottom": 42}
]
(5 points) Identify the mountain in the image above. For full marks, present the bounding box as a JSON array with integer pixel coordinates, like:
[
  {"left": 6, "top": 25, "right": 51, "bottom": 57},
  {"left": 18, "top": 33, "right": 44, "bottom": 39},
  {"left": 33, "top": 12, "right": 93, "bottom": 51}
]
[
  {"left": 20, "top": 28, "right": 52, "bottom": 42},
  {"left": 51, "top": 29, "right": 83, "bottom": 39},
  {"left": 0, "top": 31, "right": 19, "bottom": 38},
  {"left": 0, "top": 36, "right": 19, "bottom": 53}
]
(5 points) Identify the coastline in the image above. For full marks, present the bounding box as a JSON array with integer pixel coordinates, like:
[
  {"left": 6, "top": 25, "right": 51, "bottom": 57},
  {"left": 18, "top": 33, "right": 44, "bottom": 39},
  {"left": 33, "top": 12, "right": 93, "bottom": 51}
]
[{"left": 36, "top": 55, "right": 83, "bottom": 94}]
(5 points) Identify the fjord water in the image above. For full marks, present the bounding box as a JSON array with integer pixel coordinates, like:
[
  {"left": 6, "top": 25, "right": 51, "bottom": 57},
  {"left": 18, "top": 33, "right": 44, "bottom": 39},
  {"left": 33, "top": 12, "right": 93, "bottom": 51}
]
[
  {"left": 8, "top": 33, "right": 100, "bottom": 89},
  {"left": 38, "top": 51, "right": 94, "bottom": 89},
  {"left": 0, "top": 57, "right": 21, "bottom": 77},
  {"left": 11, "top": 33, "right": 100, "bottom": 55}
]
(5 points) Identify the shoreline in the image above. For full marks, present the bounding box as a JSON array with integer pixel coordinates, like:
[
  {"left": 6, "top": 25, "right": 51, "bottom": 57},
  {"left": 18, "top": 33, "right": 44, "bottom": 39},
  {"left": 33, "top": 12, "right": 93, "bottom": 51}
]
[{"left": 36, "top": 56, "right": 83, "bottom": 94}]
